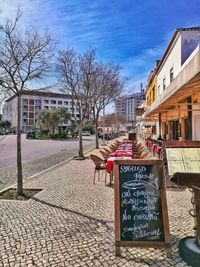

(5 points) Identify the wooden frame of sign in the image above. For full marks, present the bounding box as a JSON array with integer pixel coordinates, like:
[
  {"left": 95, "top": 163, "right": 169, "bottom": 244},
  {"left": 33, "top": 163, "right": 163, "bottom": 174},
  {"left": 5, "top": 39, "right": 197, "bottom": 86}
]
[{"left": 114, "top": 159, "right": 171, "bottom": 257}]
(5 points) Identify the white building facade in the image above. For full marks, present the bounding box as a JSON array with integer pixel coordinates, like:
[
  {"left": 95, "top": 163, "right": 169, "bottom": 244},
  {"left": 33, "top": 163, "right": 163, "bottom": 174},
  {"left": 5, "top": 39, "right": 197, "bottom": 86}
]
[
  {"left": 2, "top": 90, "right": 81, "bottom": 132},
  {"left": 157, "top": 28, "right": 200, "bottom": 97},
  {"left": 143, "top": 27, "right": 200, "bottom": 141}
]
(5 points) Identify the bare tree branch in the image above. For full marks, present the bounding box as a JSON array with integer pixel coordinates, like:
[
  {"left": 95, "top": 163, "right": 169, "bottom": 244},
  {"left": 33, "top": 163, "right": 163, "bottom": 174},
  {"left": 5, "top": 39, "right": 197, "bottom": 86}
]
[{"left": 0, "top": 9, "right": 55, "bottom": 196}]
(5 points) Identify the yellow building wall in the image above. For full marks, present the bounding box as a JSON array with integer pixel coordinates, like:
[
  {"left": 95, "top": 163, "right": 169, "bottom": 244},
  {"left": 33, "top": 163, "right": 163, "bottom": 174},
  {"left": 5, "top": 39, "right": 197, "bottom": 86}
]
[{"left": 146, "top": 76, "right": 157, "bottom": 107}]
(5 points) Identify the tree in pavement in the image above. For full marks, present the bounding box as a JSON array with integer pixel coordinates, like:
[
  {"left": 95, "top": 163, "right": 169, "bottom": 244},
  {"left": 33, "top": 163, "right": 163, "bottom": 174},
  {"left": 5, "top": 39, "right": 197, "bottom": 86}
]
[
  {"left": 56, "top": 48, "right": 96, "bottom": 158},
  {"left": 91, "top": 63, "right": 123, "bottom": 148},
  {"left": 0, "top": 9, "right": 54, "bottom": 196}
]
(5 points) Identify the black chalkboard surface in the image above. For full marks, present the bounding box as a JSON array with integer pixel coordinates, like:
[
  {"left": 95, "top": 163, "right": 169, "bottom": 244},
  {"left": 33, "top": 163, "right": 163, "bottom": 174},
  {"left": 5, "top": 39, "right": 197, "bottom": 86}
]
[
  {"left": 119, "top": 164, "right": 164, "bottom": 241},
  {"left": 114, "top": 159, "right": 171, "bottom": 257}
]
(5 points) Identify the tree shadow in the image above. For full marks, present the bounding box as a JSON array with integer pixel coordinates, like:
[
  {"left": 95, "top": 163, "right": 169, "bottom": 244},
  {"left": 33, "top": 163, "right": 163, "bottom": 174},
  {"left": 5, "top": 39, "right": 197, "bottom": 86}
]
[{"left": 31, "top": 196, "right": 113, "bottom": 231}]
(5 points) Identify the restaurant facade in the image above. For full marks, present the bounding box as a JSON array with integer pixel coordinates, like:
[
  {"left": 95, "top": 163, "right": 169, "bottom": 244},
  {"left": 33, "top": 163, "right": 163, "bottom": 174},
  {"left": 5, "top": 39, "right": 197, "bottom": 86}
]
[{"left": 141, "top": 27, "right": 200, "bottom": 141}]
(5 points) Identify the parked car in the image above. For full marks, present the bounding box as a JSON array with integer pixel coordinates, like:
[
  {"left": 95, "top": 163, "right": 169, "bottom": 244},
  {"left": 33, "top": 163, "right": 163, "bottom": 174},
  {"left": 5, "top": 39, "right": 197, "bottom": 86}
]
[
  {"left": 26, "top": 130, "right": 38, "bottom": 139},
  {"left": 26, "top": 130, "right": 47, "bottom": 139},
  {"left": 82, "top": 131, "right": 91, "bottom": 136}
]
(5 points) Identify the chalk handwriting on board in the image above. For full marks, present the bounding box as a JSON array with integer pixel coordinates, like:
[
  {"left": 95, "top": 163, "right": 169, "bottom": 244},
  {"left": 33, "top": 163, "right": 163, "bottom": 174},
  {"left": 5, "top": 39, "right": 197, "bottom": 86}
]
[
  {"left": 122, "top": 177, "right": 159, "bottom": 190},
  {"left": 119, "top": 164, "right": 164, "bottom": 242}
]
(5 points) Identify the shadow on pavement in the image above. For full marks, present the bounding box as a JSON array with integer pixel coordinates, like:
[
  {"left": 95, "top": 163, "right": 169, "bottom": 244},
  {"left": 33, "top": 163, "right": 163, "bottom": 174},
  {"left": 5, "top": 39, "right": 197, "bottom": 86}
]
[{"left": 31, "top": 196, "right": 113, "bottom": 230}]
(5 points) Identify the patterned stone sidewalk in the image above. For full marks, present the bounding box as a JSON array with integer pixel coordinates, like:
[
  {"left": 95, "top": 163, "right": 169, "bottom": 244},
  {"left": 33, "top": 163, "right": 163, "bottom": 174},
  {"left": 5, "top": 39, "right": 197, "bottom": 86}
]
[
  {"left": 0, "top": 147, "right": 194, "bottom": 266},
  {"left": 0, "top": 142, "right": 96, "bottom": 191}
]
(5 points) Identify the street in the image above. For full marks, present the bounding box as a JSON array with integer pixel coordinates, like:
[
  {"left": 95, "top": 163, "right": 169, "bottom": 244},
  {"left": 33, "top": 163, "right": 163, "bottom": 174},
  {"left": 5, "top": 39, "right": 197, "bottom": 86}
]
[
  {"left": 0, "top": 134, "right": 100, "bottom": 191},
  {"left": 0, "top": 134, "right": 96, "bottom": 169}
]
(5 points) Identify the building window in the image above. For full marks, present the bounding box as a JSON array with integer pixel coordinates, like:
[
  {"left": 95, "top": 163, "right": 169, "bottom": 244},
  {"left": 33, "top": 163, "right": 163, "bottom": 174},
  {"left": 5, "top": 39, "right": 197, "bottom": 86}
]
[
  {"left": 29, "top": 119, "right": 34, "bottom": 125},
  {"left": 50, "top": 100, "right": 56, "bottom": 104},
  {"left": 44, "top": 99, "right": 49, "bottom": 104},
  {"left": 29, "top": 112, "right": 34, "bottom": 118},
  {"left": 58, "top": 101, "right": 62, "bottom": 105},
  {"left": 35, "top": 100, "right": 41, "bottom": 105},
  {"left": 29, "top": 99, "right": 34, "bottom": 105},
  {"left": 29, "top": 106, "right": 34, "bottom": 111},
  {"left": 44, "top": 106, "right": 49, "bottom": 109},
  {"left": 35, "top": 106, "right": 41, "bottom": 111},
  {"left": 152, "top": 87, "right": 155, "bottom": 102},
  {"left": 163, "top": 78, "right": 166, "bottom": 91},
  {"left": 170, "top": 68, "right": 174, "bottom": 83},
  {"left": 158, "top": 85, "right": 160, "bottom": 95},
  {"left": 23, "top": 112, "right": 28, "bottom": 118},
  {"left": 64, "top": 101, "right": 68, "bottom": 105},
  {"left": 23, "top": 119, "right": 28, "bottom": 125}
]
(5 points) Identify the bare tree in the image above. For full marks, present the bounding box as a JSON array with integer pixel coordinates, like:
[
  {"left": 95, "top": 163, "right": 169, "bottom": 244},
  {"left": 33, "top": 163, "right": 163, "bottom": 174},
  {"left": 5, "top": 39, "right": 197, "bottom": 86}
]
[
  {"left": 91, "top": 63, "right": 123, "bottom": 148},
  {"left": 56, "top": 48, "right": 96, "bottom": 158},
  {"left": 0, "top": 10, "right": 54, "bottom": 196},
  {"left": 104, "top": 113, "right": 126, "bottom": 131}
]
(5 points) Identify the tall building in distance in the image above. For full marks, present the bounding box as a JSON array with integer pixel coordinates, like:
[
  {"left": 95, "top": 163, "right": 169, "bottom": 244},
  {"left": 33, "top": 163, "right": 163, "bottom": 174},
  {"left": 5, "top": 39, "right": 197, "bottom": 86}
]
[{"left": 115, "top": 85, "right": 145, "bottom": 125}]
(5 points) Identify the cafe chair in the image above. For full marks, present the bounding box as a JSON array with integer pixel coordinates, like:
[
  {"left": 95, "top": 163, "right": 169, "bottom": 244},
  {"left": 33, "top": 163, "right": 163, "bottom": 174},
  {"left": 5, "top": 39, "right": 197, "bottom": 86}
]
[
  {"left": 114, "top": 140, "right": 122, "bottom": 145},
  {"left": 140, "top": 151, "right": 152, "bottom": 159},
  {"left": 103, "top": 147, "right": 112, "bottom": 154},
  {"left": 108, "top": 145, "right": 116, "bottom": 152},
  {"left": 90, "top": 154, "right": 107, "bottom": 184},
  {"left": 99, "top": 150, "right": 109, "bottom": 162},
  {"left": 109, "top": 144, "right": 118, "bottom": 150}
]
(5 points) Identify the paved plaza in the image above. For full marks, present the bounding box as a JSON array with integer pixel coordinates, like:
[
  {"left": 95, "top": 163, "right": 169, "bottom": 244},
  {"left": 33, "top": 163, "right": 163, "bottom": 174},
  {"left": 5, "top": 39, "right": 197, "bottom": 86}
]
[{"left": 0, "top": 146, "right": 194, "bottom": 266}]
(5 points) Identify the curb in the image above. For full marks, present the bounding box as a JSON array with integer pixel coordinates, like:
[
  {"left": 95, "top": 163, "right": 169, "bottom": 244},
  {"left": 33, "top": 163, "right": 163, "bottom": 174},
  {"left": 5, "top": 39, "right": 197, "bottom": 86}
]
[
  {"left": 0, "top": 137, "right": 124, "bottom": 194},
  {"left": 0, "top": 146, "right": 95, "bottom": 194},
  {"left": 27, "top": 146, "right": 96, "bottom": 180}
]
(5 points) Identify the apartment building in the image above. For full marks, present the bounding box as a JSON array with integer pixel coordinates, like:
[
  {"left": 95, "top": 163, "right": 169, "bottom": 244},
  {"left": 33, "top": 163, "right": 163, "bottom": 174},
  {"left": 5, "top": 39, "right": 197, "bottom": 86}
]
[
  {"left": 2, "top": 90, "right": 82, "bottom": 132},
  {"left": 143, "top": 26, "right": 200, "bottom": 141},
  {"left": 115, "top": 90, "right": 145, "bottom": 125}
]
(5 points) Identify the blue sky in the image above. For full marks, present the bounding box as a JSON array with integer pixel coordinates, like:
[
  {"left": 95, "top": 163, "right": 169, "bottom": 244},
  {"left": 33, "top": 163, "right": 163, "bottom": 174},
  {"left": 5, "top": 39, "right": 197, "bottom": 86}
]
[{"left": 0, "top": 0, "right": 200, "bottom": 93}]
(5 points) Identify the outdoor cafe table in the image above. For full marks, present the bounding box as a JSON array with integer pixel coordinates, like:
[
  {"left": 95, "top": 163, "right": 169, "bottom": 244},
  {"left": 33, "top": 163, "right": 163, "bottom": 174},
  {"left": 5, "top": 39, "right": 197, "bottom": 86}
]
[
  {"left": 122, "top": 140, "right": 132, "bottom": 143},
  {"left": 117, "top": 144, "right": 133, "bottom": 150},
  {"left": 110, "top": 151, "right": 134, "bottom": 159},
  {"left": 106, "top": 156, "right": 132, "bottom": 175}
]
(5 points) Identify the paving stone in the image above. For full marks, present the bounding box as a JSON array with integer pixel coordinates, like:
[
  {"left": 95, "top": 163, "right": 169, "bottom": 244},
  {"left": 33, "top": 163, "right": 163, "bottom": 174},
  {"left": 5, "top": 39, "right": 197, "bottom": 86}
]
[{"left": 0, "top": 138, "right": 194, "bottom": 266}]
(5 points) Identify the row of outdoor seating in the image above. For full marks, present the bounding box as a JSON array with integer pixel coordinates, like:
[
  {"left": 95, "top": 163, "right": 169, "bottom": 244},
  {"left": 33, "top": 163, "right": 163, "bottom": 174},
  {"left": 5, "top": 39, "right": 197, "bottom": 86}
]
[
  {"left": 133, "top": 140, "right": 152, "bottom": 159},
  {"left": 89, "top": 139, "right": 123, "bottom": 184},
  {"left": 89, "top": 139, "right": 153, "bottom": 185},
  {"left": 145, "top": 139, "right": 162, "bottom": 157}
]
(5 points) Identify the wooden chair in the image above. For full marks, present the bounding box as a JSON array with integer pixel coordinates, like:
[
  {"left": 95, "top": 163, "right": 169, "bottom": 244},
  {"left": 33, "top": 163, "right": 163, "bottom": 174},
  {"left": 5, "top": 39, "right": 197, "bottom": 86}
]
[
  {"left": 90, "top": 154, "right": 107, "bottom": 184},
  {"left": 115, "top": 140, "right": 122, "bottom": 145},
  {"left": 103, "top": 147, "right": 112, "bottom": 154},
  {"left": 108, "top": 145, "right": 116, "bottom": 152},
  {"left": 99, "top": 150, "right": 109, "bottom": 162},
  {"left": 140, "top": 151, "right": 152, "bottom": 159},
  {"left": 110, "top": 143, "right": 118, "bottom": 150}
]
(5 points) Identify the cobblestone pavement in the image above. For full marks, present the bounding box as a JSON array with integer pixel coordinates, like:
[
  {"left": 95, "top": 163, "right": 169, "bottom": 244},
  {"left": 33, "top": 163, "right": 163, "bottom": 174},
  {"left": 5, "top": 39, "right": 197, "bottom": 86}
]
[
  {"left": 0, "top": 142, "right": 96, "bottom": 191},
  {"left": 0, "top": 144, "right": 194, "bottom": 266}
]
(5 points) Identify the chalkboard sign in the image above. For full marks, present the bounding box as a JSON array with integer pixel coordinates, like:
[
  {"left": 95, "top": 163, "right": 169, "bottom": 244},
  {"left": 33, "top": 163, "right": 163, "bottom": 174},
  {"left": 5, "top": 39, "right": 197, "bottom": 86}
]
[{"left": 114, "top": 159, "right": 171, "bottom": 257}]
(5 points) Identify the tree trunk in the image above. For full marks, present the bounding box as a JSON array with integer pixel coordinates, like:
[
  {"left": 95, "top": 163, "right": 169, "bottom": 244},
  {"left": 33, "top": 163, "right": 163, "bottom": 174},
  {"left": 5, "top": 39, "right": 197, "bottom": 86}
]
[
  {"left": 78, "top": 123, "right": 84, "bottom": 157},
  {"left": 95, "top": 118, "right": 99, "bottom": 149},
  {"left": 17, "top": 94, "right": 23, "bottom": 196}
]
